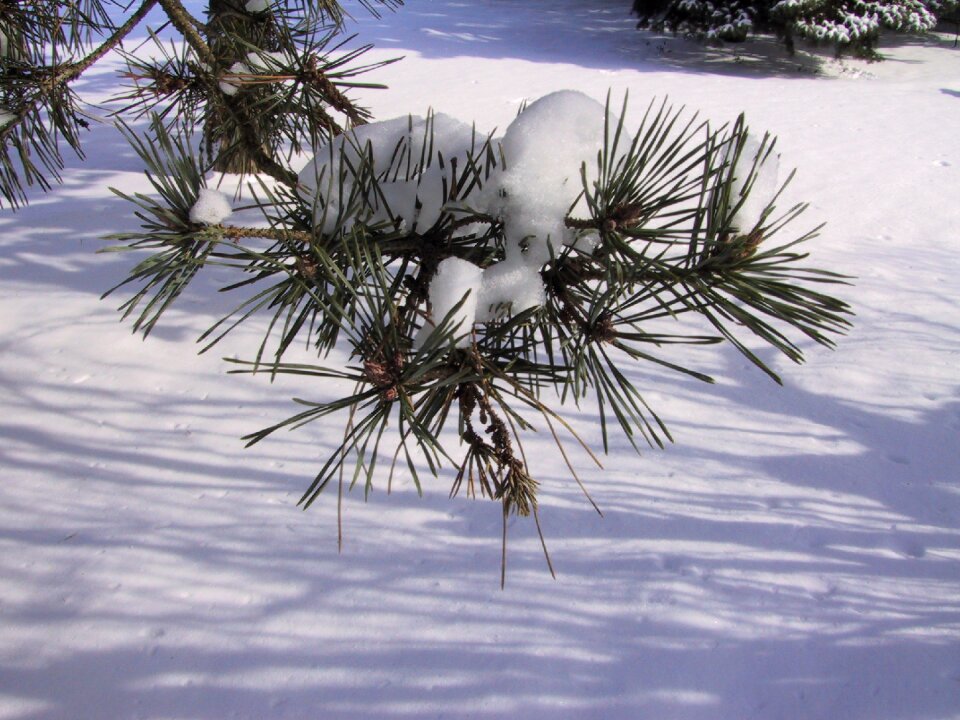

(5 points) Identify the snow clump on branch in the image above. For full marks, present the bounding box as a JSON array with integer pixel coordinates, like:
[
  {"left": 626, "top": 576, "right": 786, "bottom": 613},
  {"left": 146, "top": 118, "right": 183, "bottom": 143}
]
[
  {"left": 727, "top": 134, "right": 780, "bottom": 233},
  {"left": 189, "top": 188, "right": 233, "bottom": 225},
  {"left": 297, "top": 113, "right": 478, "bottom": 235},
  {"left": 418, "top": 257, "right": 485, "bottom": 349},
  {"left": 218, "top": 62, "right": 249, "bottom": 96},
  {"left": 475, "top": 91, "right": 628, "bottom": 322},
  {"left": 297, "top": 90, "right": 633, "bottom": 337}
]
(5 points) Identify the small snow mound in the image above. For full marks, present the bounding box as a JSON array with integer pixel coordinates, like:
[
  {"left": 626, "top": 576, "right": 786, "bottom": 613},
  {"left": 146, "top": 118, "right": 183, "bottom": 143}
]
[
  {"left": 729, "top": 134, "right": 780, "bottom": 232},
  {"left": 189, "top": 188, "right": 232, "bottom": 225},
  {"left": 295, "top": 91, "right": 634, "bottom": 322},
  {"left": 476, "top": 256, "right": 545, "bottom": 321},
  {"left": 297, "top": 113, "right": 480, "bottom": 234},
  {"left": 421, "top": 257, "right": 483, "bottom": 348},
  {"left": 498, "top": 90, "right": 622, "bottom": 262}
]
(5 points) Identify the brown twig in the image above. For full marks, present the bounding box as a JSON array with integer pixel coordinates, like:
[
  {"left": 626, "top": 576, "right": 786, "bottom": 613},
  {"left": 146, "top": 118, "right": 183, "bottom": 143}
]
[
  {"left": 218, "top": 224, "right": 313, "bottom": 244},
  {"left": 156, "top": 0, "right": 217, "bottom": 68}
]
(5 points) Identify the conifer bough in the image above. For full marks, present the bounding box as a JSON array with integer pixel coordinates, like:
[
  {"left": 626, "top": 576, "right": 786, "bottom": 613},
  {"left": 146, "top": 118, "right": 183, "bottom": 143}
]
[
  {"left": 0, "top": 0, "right": 397, "bottom": 208},
  {"left": 105, "top": 90, "right": 852, "bottom": 580}
]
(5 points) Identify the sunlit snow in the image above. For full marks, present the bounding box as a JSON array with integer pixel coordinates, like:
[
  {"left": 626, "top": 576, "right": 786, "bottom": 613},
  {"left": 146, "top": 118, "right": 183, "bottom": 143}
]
[{"left": 1, "top": 0, "right": 958, "bottom": 718}]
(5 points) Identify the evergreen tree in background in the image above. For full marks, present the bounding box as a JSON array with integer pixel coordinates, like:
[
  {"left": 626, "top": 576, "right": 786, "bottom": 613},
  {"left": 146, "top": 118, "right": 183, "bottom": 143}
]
[
  {"left": 633, "top": 0, "right": 957, "bottom": 56},
  {"left": 1, "top": 2, "right": 853, "bottom": 580}
]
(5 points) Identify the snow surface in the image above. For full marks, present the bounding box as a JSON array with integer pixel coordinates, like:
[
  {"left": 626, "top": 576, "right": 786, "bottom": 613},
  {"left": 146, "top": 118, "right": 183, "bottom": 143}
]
[{"left": 1, "top": 1, "right": 960, "bottom": 718}]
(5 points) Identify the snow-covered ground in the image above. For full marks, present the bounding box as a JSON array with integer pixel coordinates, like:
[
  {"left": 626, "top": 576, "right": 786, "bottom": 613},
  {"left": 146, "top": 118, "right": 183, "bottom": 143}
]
[{"left": 2, "top": 1, "right": 959, "bottom": 718}]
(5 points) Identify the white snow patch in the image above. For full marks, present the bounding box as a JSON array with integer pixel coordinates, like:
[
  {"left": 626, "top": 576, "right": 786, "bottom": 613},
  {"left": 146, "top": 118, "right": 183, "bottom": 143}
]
[
  {"left": 419, "top": 256, "right": 483, "bottom": 348},
  {"left": 297, "top": 113, "right": 479, "bottom": 234},
  {"left": 496, "top": 90, "right": 618, "bottom": 265},
  {"left": 476, "top": 256, "right": 545, "bottom": 321},
  {"left": 189, "top": 188, "right": 232, "bottom": 225},
  {"left": 296, "top": 91, "right": 627, "bottom": 321},
  {"left": 218, "top": 61, "right": 249, "bottom": 96},
  {"left": 729, "top": 134, "right": 780, "bottom": 232},
  {"left": 244, "top": 50, "right": 286, "bottom": 71}
]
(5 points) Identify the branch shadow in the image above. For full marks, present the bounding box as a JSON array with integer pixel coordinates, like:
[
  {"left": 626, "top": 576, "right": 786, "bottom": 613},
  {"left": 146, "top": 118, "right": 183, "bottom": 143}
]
[
  {"left": 351, "top": 0, "right": 835, "bottom": 78},
  {"left": 2, "top": 327, "right": 960, "bottom": 718},
  {"left": 352, "top": 0, "right": 957, "bottom": 79},
  {"left": 2, "top": 11, "right": 960, "bottom": 714}
]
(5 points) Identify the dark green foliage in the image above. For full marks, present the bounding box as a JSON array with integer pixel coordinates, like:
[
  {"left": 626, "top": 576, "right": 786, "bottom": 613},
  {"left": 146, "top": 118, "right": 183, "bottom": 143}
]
[{"left": 633, "top": 0, "right": 951, "bottom": 57}]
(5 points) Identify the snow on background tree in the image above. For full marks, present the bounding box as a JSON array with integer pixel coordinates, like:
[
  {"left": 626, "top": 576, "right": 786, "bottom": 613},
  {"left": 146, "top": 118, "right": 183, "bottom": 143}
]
[
  {"left": 1, "top": 0, "right": 852, "bottom": 578},
  {"left": 633, "top": 0, "right": 957, "bottom": 56}
]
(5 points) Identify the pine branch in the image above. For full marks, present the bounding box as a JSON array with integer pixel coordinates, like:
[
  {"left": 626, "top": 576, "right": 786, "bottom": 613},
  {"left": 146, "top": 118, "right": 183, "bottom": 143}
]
[
  {"left": 103, "top": 91, "right": 853, "bottom": 580},
  {"left": 69, "top": 0, "right": 160, "bottom": 77},
  {"left": 0, "top": 0, "right": 159, "bottom": 206},
  {"left": 156, "top": 0, "right": 217, "bottom": 67}
]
